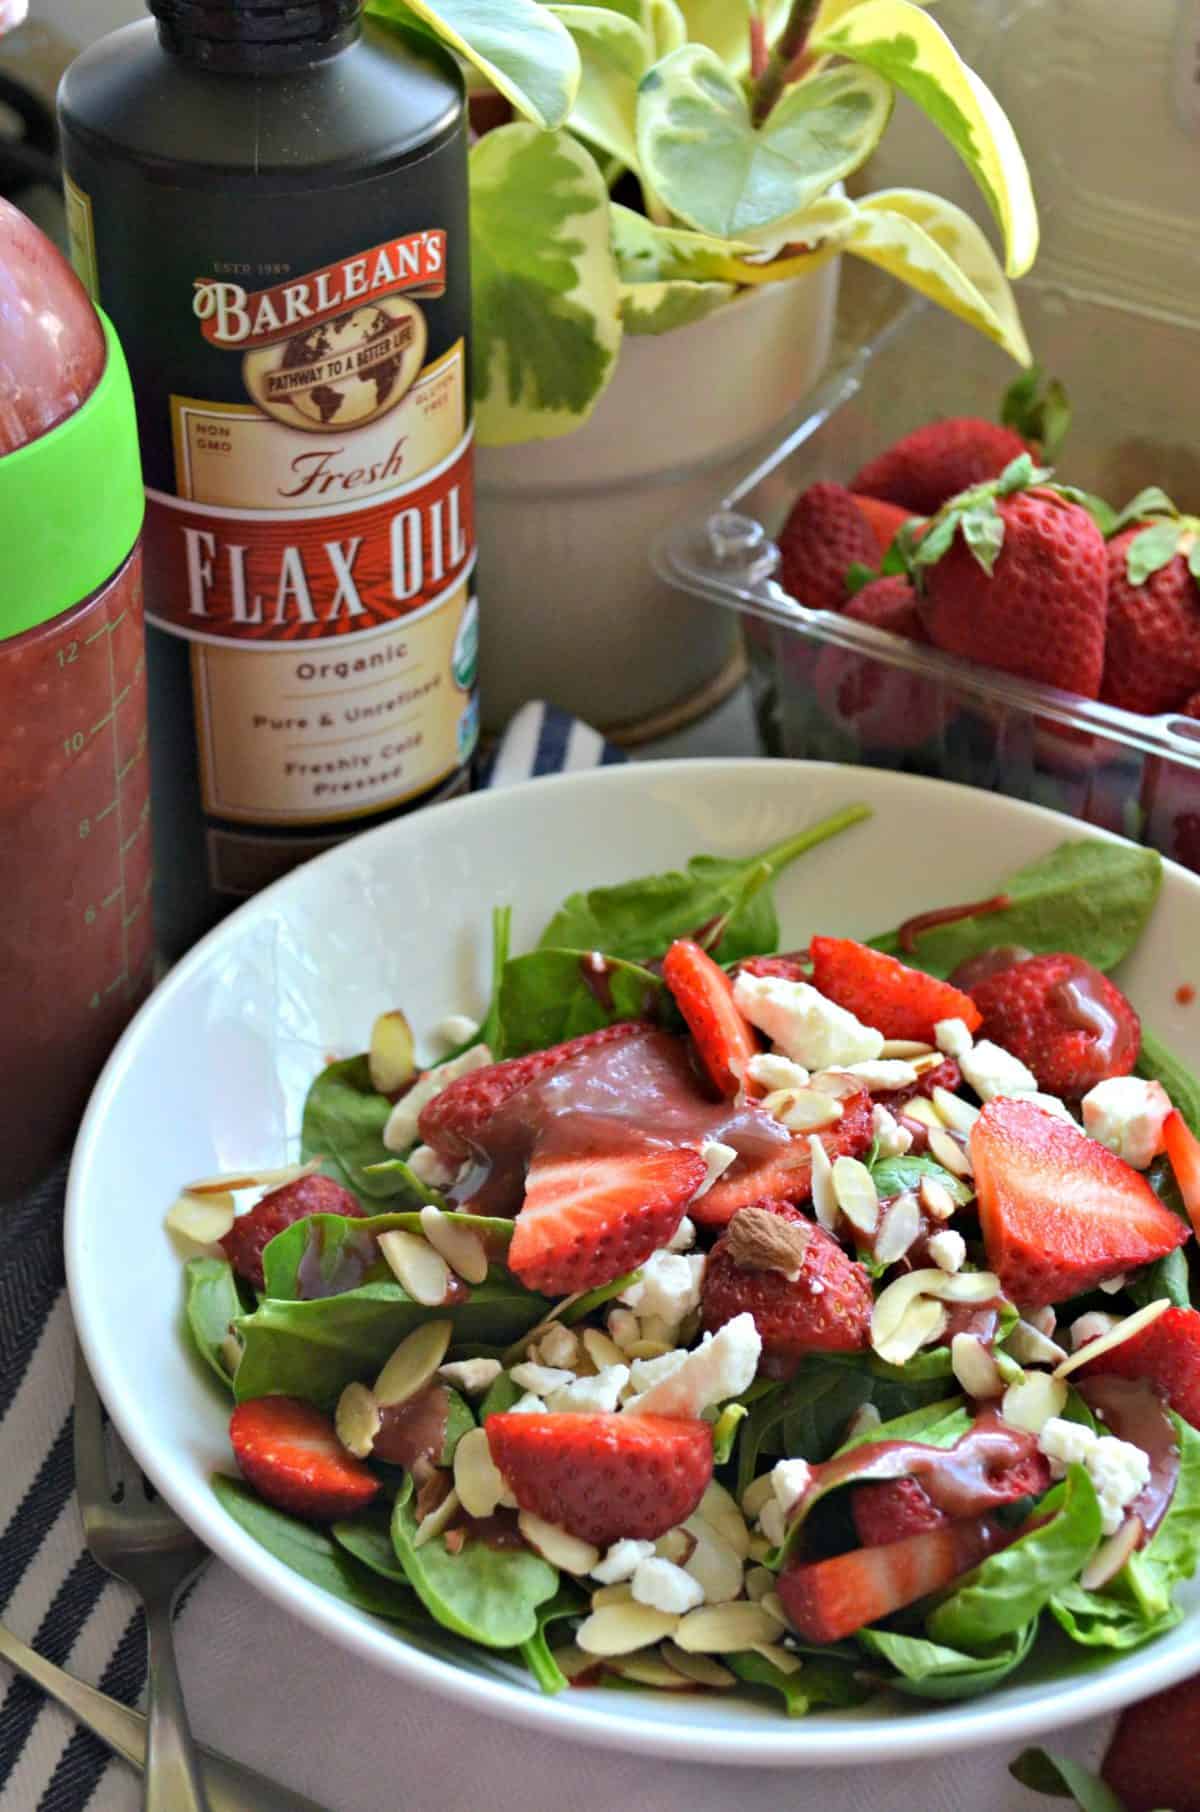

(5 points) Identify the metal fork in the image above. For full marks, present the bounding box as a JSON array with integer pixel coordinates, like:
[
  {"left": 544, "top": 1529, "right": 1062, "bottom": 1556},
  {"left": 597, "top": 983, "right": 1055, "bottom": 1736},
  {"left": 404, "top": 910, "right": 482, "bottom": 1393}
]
[{"left": 74, "top": 1348, "right": 212, "bottom": 1812}]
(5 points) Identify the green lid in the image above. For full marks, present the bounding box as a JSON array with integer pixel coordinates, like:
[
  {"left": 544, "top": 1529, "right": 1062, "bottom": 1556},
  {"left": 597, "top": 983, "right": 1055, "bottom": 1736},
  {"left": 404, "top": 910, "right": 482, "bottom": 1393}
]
[{"left": 0, "top": 310, "right": 144, "bottom": 642}]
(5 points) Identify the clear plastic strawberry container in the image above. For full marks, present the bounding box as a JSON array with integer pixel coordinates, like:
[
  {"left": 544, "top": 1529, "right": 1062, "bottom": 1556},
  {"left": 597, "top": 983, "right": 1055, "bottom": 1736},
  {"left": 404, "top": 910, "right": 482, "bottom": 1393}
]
[{"left": 657, "top": 0, "right": 1200, "bottom": 874}]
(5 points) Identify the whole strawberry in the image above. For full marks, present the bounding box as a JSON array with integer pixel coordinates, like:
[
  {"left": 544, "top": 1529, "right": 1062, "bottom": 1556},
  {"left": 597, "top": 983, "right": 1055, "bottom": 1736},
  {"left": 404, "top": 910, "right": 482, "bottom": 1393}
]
[
  {"left": 852, "top": 494, "right": 918, "bottom": 559},
  {"left": 812, "top": 575, "right": 946, "bottom": 753},
  {"left": 852, "top": 417, "right": 1031, "bottom": 517},
  {"left": 1102, "top": 498, "right": 1200, "bottom": 714},
  {"left": 913, "top": 458, "right": 1108, "bottom": 697},
  {"left": 777, "top": 481, "right": 877, "bottom": 611},
  {"left": 967, "top": 950, "right": 1139, "bottom": 1098},
  {"left": 701, "top": 1204, "right": 873, "bottom": 1371}
]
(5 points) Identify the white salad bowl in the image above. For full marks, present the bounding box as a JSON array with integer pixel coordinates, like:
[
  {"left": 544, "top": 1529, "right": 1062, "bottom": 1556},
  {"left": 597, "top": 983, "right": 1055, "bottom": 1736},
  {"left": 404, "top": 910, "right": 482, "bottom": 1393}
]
[{"left": 66, "top": 759, "right": 1200, "bottom": 1766}]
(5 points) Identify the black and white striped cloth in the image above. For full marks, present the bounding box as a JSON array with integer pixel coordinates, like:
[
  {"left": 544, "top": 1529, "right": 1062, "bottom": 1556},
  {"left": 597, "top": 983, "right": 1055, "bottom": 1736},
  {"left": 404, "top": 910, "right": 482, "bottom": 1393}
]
[{"left": 0, "top": 701, "right": 1114, "bottom": 1812}]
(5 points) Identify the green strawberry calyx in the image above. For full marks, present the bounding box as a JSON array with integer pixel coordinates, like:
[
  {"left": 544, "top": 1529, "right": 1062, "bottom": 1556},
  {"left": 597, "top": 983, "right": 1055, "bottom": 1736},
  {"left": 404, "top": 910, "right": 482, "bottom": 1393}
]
[
  {"left": 1108, "top": 487, "right": 1200, "bottom": 587},
  {"left": 1000, "top": 364, "right": 1071, "bottom": 461},
  {"left": 905, "top": 452, "right": 1052, "bottom": 580}
]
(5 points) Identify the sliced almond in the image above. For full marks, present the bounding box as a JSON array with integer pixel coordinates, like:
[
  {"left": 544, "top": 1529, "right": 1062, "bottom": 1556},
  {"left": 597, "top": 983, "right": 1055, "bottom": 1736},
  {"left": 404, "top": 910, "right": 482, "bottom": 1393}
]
[
  {"left": 413, "top": 1485, "right": 460, "bottom": 1549},
  {"left": 590, "top": 1582, "right": 635, "bottom": 1607},
  {"left": 438, "top": 1357, "right": 502, "bottom": 1397},
  {"left": 927, "top": 1126, "right": 973, "bottom": 1179},
  {"left": 165, "top": 1190, "right": 235, "bottom": 1245},
  {"left": 871, "top": 1267, "right": 999, "bottom": 1360},
  {"left": 698, "top": 1481, "right": 752, "bottom": 1558},
  {"left": 932, "top": 1086, "right": 980, "bottom": 1137},
  {"left": 682, "top": 1520, "right": 744, "bottom": 1604},
  {"left": 808, "top": 1134, "right": 839, "bottom": 1234},
  {"left": 807, "top": 1069, "right": 863, "bottom": 1101},
  {"left": 919, "top": 1174, "right": 957, "bottom": 1221},
  {"left": 1055, "top": 1300, "right": 1172, "bottom": 1379},
  {"left": 335, "top": 1382, "right": 382, "bottom": 1458},
  {"left": 836, "top": 1060, "right": 918, "bottom": 1092},
  {"left": 655, "top": 1528, "right": 696, "bottom": 1565},
  {"left": 606, "top": 1651, "right": 693, "bottom": 1689},
  {"left": 551, "top": 1643, "right": 599, "bottom": 1681},
  {"left": 368, "top": 1009, "right": 416, "bottom": 1095},
  {"left": 742, "top": 1474, "right": 776, "bottom": 1519},
  {"left": 502, "top": 1290, "right": 587, "bottom": 1365},
  {"left": 674, "top": 1602, "right": 780, "bottom": 1653},
  {"left": 1005, "top": 1320, "right": 1068, "bottom": 1367},
  {"left": 902, "top": 1098, "right": 943, "bottom": 1131},
  {"left": 373, "top": 1318, "right": 453, "bottom": 1407},
  {"left": 627, "top": 1339, "right": 674, "bottom": 1362},
  {"left": 750, "top": 1642, "right": 803, "bottom": 1674},
  {"left": 744, "top": 1565, "right": 775, "bottom": 1602},
  {"left": 766, "top": 1089, "right": 843, "bottom": 1133},
  {"left": 662, "top": 1643, "right": 736, "bottom": 1687},
  {"left": 874, "top": 1295, "right": 948, "bottom": 1368},
  {"left": 534, "top": 1322, "right": 581, "bottom": 1370},
  {"left": 1001, "top": 1370, "right": 1068, "bottom": 1434},
  {"left": 1080, "top": 1516, "right": 1143, "bottom": 1591},
  {"left": 747, "top": 1534, "right": 773, "bottom": 1563},
  {"left": 880, "top": 1040, "right": 935, "bottom": 1059},
  {"left": 182, "top": 1158, "right": 320, "bottom": 1195},
  {"left": 418, "top": 1205, "right": 489, "bottom": 1286},
  {"left": 758, "top": 1592, "right": 788, "bottom": 1629},
  {"left": 576, "top": 1603, "right": 681, "bottom": 1657},
  {"left": 453, "top": 1425, "right": 510, "bottom": 1518},
  {"left": 378, "top": 1230, "right": 452, "bottom": 1307},
  {"left": 518, "top": 1511, "right": 599, "bottom": 1576},
  {"left": 832, "top": 1156, "right": 879, "bottom": 1235},
  {"left": 873, "top": 1191, "right": 921, "bottom": 1266},
  {"left": 218, "top": 1331, "right": 244, "bottom": 1377},
  {"left": 582, "top": 1327, "right": 626, "bottom": 1372},
  {"left": 951, "top": 1333, "right": 1003, "bottom": 1401}
]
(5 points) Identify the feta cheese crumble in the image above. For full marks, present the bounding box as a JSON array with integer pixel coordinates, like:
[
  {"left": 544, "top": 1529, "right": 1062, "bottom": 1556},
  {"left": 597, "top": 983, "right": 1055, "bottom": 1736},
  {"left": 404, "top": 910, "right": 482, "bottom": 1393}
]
[
  {"left": 692, "top": 1141, "right": 737, "bottom": 1201},
  {"left": 1082, "top": 1077, "right": 1172, "bottom": 1170},
  {"left": 958, "top": 1040, "right": 1038, "bottom": 1103},
  {"left": 546, "top": 1365, "right": 630, "bottom": 1414},
  {"left": 631, "top": 1557, "right": 705, "bottom": 1614},
  {"left": 623, "top": 1313, "right": 761, "bottom": 1417},
  {"left": 934, "top": 1017, "right": 975, "bottom": 1060},
  {"left": 732, "top": 973, "right": 884, "bottom": 1069},
  {"left": 591, "top": 1539, "right": 655, "bottom": 1584},
  {"left": 928, "top": 1229, "right": 966, "bottom": 1274},
  {"left": 871, "top": 1103, "right": 913, "bottom": 1158},
  {"left": 1038, "top": 1417, "right": 1151, "bottom": 1534},
  {"left": 619, "top": 1250, "right": 706, "bottom": 1335}
]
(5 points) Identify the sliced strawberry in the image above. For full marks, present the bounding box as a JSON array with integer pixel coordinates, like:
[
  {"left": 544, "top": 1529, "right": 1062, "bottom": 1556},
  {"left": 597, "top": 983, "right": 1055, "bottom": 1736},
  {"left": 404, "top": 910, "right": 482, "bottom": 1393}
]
[
  {"left": 662, "top": 938, "right": 760, "bottom": 1097},
  {"left": 701, "top": 1206, "right": 873, "bottom": 1367},
  {"left": 971, "top": 1097, "right": 1188, "bottom": 1308},
  {"left": 220, "top": 1173, "right": 363, "bottom": 1292},
  {"left": 735, "top": 952, "right": 809, "bottom": 984},
  {"left": 809, "top": 937, "right": 982, "bottom": 1044},
  {"left": 967, "top": 952, "right": 1140, "bottom": 1098},
  {"left": 1075, "top": 1304, "right": 1200, "bottom": 1430},
  {"left": 229, "top": 1396, "right": 380, "bottom": 1521},
  {"left": 418, "top": 1021, "right": 651, "bottom": 1161},
  {"left": 691, "top": 1087, "right": 874, "bottom": 1228},
  {"left": 1103, "top": 1673, "right": 1200, "bottom": 1812},
  {"left": 890, "top": 1055, "right": 961, "bottom": 1109},
  {"left": 507, "top": 1143, "right": 706, "bottom": 1295},
  {"left": 778, "top": 1514, "right": 1001, "bottom": 1643},
  {"left": 851, "top": 1450, "right": 1051, "bottom": 1548},
  {"left": 486, "top": 1411, "right": 713, "bottom": 1546},
  {"left": 1165, "top": 1109, "right": 1200, "bottom": 1237}
]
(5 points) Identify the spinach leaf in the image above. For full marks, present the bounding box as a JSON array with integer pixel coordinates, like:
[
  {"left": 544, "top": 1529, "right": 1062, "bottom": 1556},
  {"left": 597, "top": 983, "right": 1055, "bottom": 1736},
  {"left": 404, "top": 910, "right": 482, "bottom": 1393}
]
[
  {"left": 870, "top": 840, "right": 1162, "bottom": 978},
  {"left": 1008, "top": 1748, "right": 1127, "bottom": 1811},
  {"left": 537, "top": 805, "right": 872, "bottom": 963},
  {"left": 1047, "top": 1579, "right": 1179, "bottom": 1652},
  {"left": 1137, "top": 1026, "right": 1200, "bottom": 1134},
  {"left": 471, "top": 904, "right": 511, "bottom": 1061},
  {"left": 737, "top": 1364, "right": 962, "bottom": 1498},
  {"left": 391, "top": 1482, "right": 558, "bottom": 1648},
  {"left": 869, "top": 1152, "right": 975, "bottom": 1208},
  {"left": 332, "top": 1507, "right": 413, "bottom": 1586},
  {"left": 519, "top": 1580, "right": 588, "bottom": 1695},
  {"left": 212, "top": 1475, "right": 421, "bottom": 1624},
  {"left": 498, "top": 949, "right": 667, "bottom": 1057},
  {"left": 234, "top": 1278, "right": 549, "bottom": 1408},
  {"left": 928, "top": 1467, "right": 1103, "bottom": 1650},
  {"left": 479, "top": 1372, "right": 523, "bottom": 1419},
  {"left": 183, "top": 1257, "right": 243, "bottom": 1390},
  {"left": 300, "top": 1055, "right": 397, "bottom": 1199},
  {"left": 261, "top": 1209, "right": 511, "bottom": 1302},
  {"left": 857, "top": 1620, "right": 1036, "bottom": 1700},
  {"left": 726, "top": 1649, "right": 869, "bottom": 1715},
  {"left": 357, "top": 1160, "right": 452, "bottom": 1209},
  {"left": 1128, "top": 1246, "right": 1191, "bottom": 1312},
  {"left": 711, "top": 1401, "right": 747, "bottom": 1466}
]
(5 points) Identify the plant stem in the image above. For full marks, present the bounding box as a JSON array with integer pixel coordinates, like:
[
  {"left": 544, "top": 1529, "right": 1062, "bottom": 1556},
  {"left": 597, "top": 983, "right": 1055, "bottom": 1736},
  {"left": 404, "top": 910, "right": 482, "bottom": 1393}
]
[
  {"left": 750, "top": 0, "right": 822, "bottom": 124},
  {"left": 749, "top": 1, "right": 769, "bottom": 78}
]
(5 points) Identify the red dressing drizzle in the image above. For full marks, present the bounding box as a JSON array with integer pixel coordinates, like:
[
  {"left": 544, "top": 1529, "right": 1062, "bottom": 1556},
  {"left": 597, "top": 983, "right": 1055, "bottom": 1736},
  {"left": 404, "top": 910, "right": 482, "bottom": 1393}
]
[{"left": 896, "top": 894, "right": 1012, "bottom": 955}]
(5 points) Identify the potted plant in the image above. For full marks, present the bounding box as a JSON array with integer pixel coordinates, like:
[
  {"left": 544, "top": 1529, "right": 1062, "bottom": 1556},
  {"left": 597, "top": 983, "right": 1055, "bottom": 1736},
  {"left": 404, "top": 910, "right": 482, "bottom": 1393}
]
[{"left": 372, "top": 0, "right": 1037, "bottom": 735}]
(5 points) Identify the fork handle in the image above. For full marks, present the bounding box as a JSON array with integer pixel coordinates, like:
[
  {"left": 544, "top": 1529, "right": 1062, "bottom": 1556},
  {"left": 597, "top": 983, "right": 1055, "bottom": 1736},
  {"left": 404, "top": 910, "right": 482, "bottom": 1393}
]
[{"left": 145, "top": 1594, "right": 213, "bottom": 1812}]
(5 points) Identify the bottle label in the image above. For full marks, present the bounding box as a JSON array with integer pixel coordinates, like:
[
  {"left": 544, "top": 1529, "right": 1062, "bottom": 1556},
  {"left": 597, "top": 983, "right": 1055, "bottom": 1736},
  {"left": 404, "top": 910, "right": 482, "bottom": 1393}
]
[{"left": 141, "top": 242, "right": 477, "bottom": 829}]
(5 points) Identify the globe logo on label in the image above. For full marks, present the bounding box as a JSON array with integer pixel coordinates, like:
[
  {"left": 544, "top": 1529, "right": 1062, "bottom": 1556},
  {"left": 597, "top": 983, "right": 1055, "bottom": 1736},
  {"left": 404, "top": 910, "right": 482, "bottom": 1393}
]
[{"left": 242, "top": 298, "right": 429, "bottom": 433}]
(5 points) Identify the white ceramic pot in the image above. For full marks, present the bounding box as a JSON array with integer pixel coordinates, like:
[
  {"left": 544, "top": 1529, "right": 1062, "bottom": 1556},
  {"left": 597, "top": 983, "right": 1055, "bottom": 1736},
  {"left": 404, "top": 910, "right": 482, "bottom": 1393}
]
[{"left": 477, "top": 258, "right": 841, "bottom": 736}]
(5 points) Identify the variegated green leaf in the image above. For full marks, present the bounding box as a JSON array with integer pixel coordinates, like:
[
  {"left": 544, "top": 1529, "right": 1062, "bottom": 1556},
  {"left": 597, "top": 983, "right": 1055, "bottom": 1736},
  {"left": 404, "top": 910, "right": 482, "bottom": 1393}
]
[
  {"left": 611, "top": 202, "right": 756, "bottom": 282},
  {"left": 637, "top": 47, "right": 892, "bottom": 239},
  {"left": 549, "top": 5, "right": 651, "bottom": 167},
  {"left": 619, "top": 277, "right": 735, "bottom": 332},
  {"left": 674, "top": 0, "right": 790, "bottom": 70},
  {"left": 373, "top": 0, "right": 580, "bottom": 130},
  {"left": 566, "top": 0, "right": 686, "bottom": 54},
  {"left": 730, "top": 190, "right": 859, "bottom": 263},
  {"left": 470, "top": 124, "right": 622, "bottom": 445},
  {"left": 812, "top": 0, "right": 1037, "bottom": 276},
  {"left": 847, "top": 190, "right": 1031, "bottom": 364}
]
